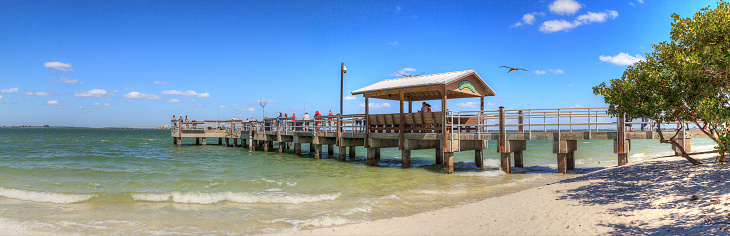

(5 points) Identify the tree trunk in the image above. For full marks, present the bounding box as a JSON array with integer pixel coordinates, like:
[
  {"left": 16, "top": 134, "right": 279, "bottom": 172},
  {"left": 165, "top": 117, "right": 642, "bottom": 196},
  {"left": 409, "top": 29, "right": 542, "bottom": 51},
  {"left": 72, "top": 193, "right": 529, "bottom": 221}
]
[{"left": 656, "top": 124, "right": 702, "bottom": 165}]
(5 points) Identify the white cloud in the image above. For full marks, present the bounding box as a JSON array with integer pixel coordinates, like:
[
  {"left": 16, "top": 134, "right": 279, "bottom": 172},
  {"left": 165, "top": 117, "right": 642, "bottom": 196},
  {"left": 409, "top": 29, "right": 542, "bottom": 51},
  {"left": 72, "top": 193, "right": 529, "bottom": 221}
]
[
  {"left": 359, "top": 102, "right": 391, "bottom": 108},
  {"left": 45, "top": 100, "right": 59, "bottom": 105},
  {"left": 548, "top": 69, "right": 565, "bottom": 74},
  {"left": 638, "top": 0, "right": 644, "bottom": 3},
  {"left": 0, "top": 95, "right": 3, "bottom": 99},
  {"left": 539, "top": 20, "right": 577, "bottom": 32},
  {"left": 161, "top": 90, "right": 209, "bottom": 97},
  {"left": 534, "top": 70, "right": 547, "bottom": 75},
  {"left": 49, "top": 75, "right": 83, "bottom": 84},
  {"left": 395, "top": 6, "right": 401, "bottom": 13},
  {"left": 455, "top": 102, "right": 479, "bottom": 108},
  {"left": 487, "top": 102, "right": 497, "bottom": 106},
  {"left": 24, "top": 92, "right": 57, "bottom": 96},
  {"left": 575, "top": 10, "right": 618, "bottom": 24},
  {"left": 387, "top": 41, "right": 398, "bottom": 46},
  {"left": 511, "top": 12, "right": 545, "bottom": 28},
  {"left": 74, "top": 89, "right": 108, "bottom": 97},
  {"left": 77, "top": 106, "right": 83, "bottom": 109},
  {"left": 103, "top": 103, "right": 110, "bottom": 106},
  {"left": 257, "top": 99, "right": 276, "bottom": 103},
  {"left": 91, "top": 103, "right": 101, "bottom": 106},
  {"left": 122, "top": 92, "right": 162, "bottom": 100},
  {"left": 1, "top": 88, "right": 19, "bottom": 93},
  {"left": 549, "top": 0, "right": 582, "bottom": 15},
  {"left": 218, "top": 105, "right": 226, "bottom": 108},
  {"left": 112, "top": 90, "right": 120, "bottom": 93},
  {"left": 599, "top": 52, "right": 645, "bottom": 66},
  {"left": 166, "top": 99, "right": 180, "bottom": 103},
  {"left": 566, "top": 104, "right": 584, "bottom": 108},
  {"left": 247, "top": 108, "right": 255, "bottom": 112},
  {"left": 44, "top": 61, "right": 74, "bottom": 72},
  {"left": 539, "top": 9, "right": 618, "bottom": 33},
  {"left": 153, "top": 81, "right": 167, "bottom": 85},
  {"left": 344, "top": 96, "right": 357, "bottom": 101},
  {"left": 187, "top": 103, "right": 204, "bottom": 108}
]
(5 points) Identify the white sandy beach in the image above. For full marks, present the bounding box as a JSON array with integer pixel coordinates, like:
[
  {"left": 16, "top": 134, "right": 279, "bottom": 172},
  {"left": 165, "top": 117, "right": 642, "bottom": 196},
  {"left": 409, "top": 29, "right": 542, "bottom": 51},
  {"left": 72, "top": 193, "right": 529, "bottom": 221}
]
[{"left": 278, "top": 151, "right": 730, "bottom": 235}]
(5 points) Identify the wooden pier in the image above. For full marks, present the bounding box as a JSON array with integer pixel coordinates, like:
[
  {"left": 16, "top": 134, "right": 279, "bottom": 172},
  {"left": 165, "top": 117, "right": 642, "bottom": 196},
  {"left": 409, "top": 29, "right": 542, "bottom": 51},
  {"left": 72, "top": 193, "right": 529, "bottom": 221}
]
[{"left": 170, "top": 70, "right": 709, "bottom": 174}]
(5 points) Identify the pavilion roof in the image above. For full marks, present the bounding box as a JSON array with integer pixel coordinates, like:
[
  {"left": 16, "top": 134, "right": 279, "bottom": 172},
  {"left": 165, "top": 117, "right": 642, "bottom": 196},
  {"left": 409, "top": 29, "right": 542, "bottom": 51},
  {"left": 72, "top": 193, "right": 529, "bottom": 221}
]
[{"left": 351, "top": 69, "right": 495, "bottom": 101}]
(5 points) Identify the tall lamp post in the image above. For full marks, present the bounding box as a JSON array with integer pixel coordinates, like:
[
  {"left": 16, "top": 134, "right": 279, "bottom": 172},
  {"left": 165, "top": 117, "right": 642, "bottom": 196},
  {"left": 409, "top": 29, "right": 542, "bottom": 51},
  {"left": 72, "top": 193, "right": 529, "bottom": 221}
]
[{"left": 340, "top": 63, "right": 347, "bottom": 117}]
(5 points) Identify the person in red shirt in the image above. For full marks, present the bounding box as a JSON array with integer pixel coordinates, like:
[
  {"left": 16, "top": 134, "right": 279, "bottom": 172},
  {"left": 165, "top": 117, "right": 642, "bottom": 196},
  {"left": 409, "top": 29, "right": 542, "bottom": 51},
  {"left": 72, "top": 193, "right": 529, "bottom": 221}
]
[{"left": 314, "top": 111, "right": 322, "bottom": 131}]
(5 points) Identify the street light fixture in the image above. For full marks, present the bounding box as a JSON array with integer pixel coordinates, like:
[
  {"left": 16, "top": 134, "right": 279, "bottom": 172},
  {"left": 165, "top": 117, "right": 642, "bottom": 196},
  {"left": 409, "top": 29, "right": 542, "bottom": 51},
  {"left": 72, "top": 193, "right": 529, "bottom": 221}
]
[{"left": 340, "top": 63, "right": 347, "bottom": 118}]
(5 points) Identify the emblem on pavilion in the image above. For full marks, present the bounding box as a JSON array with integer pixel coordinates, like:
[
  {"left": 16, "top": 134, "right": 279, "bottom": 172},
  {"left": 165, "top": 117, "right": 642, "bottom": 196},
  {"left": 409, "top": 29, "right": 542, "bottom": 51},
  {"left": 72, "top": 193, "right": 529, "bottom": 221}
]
[{"left": 458, "top": 80, "right": 476, "bottom": 93}]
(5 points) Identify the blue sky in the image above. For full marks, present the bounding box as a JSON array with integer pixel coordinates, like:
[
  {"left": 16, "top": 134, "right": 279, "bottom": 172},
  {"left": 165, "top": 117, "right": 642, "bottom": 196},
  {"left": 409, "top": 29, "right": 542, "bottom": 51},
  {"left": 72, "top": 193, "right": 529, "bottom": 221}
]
[{"left": 0, "top": 0, "right": 717, "bottom": 127}]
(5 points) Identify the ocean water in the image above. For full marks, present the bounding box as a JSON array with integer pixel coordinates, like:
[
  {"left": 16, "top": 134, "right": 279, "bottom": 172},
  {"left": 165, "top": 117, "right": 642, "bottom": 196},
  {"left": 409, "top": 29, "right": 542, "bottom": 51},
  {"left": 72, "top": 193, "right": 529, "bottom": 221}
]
[{"left": 0, "top": 128, "right": 717, "bottom": 234}]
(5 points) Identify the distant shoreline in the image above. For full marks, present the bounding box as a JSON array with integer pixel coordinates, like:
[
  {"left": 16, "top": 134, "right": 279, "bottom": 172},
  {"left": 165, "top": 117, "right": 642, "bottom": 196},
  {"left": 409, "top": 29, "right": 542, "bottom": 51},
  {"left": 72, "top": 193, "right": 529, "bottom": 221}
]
[{"left": 0, "top": 126, "right": 167, "bottom": 129}]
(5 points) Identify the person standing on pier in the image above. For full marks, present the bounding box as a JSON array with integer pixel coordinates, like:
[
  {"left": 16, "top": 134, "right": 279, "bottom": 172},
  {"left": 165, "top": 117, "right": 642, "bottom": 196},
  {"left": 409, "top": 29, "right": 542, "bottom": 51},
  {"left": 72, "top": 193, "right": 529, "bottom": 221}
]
[
  {"left": 291, "top": 113, "right": 297, "bottom": 131},
  {"left": 314, "top": 111, "right": 322, "bottom": 132},
  {"left": 328, "top": 110, "right": 334, "bottom": 132},
  {"left": 284, "top": 113, "right": 288, "bottom": 130},
  {"left": 232, "top": 116, "right": 236, "bottom": 129},
  {"left": 172, "top": 115, "right": 177, "bottom": 129},
  {"left": 303, "top": 112, "right": 311, "bottom": 131}
]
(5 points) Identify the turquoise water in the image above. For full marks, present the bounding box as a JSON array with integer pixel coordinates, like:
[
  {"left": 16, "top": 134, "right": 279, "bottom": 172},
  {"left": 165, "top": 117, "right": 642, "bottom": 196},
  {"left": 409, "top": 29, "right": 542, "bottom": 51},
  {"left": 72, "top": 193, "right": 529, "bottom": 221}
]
[{"left": 0, "top": 128, "right": 716, "bottom": 234}]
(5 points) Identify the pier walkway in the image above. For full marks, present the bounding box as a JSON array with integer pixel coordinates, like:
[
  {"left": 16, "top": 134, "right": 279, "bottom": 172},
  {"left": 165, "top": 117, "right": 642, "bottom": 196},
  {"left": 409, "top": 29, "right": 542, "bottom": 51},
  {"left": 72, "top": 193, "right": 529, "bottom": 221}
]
[{"left": 171, "top": 107, "right": 708, "bottom": 174}]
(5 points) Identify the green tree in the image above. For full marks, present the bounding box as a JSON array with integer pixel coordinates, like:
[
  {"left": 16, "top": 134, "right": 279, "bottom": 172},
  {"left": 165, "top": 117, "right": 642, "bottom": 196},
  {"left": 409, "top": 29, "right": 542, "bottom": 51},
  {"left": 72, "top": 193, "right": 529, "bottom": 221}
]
[{"left": 594, "top": 1, "right": 730, "bottom": 164}]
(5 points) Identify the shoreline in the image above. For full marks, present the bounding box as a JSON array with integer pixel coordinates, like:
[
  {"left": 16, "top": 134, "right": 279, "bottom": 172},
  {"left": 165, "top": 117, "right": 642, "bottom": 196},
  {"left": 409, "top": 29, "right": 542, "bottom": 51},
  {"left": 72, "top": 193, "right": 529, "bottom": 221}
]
[{"left": 276, "top": 150, "right": 730, "bottom": 235}]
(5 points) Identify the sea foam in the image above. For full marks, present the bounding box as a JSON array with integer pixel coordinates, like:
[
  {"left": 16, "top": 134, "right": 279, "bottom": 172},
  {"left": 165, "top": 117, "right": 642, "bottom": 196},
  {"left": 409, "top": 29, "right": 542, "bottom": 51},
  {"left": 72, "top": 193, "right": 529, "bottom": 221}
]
[
  {"left": 0, "top": 187, "right": 94, "bottom": 204},
  {"left": 131, "top": 191, "right": 340, "bottom": 204}
]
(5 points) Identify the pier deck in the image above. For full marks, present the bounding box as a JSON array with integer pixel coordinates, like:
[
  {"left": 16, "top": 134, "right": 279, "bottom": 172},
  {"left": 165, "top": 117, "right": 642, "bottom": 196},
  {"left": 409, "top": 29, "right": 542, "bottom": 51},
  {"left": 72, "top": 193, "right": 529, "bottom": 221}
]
[{"left": 171, "top": 107, "right": 709, "bottom": 174}]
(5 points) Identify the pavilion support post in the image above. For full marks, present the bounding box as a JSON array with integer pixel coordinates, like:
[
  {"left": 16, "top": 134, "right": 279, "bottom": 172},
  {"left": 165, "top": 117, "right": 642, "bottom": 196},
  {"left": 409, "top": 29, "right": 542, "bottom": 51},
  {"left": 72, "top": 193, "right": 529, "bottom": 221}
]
[
  {"left": 328, "top": 144, "right": 334, "bottom": 156},
  {"left": 315, "top": 145, "right": 322, "bottom": 159},
  {"left": 480, "top": 97, "right": 485, "bottom": 133},
  {"left": 264, "top": 141, "right": 269, "bottom": 152},
  {"left": 441, "top": 86, "right": 448, "bottom": 163},
  {"left": 201, "top": 137, "right": 206, "bottom": 146},
  {"left": 399, "top": 91, "right": 405, "bottom": 151},
  {"left": 408, "top": 97, "right": 412, "bottom": 113},
  {"left": 196, "top": 138, "right": 200, "bottom": 145},
  {"left": 402, "top": 150, "right": 411, "bottom": 168},
  {"left": 339, "top": 146, "right": 346, "bottom": 161},
  {"left": 225, "top": 138, "right": 230, "bottom": 147},
  {"left": 365, "top": 97, "right": 369, "bottom": 149},
  {"left": 310, "top": 143, "right": 315, "bottom": 153},
  {"left": 349, "top": 146, "right": 356, "bottom": 159},
  {"left": 232, "top": 139, "right": 237, "bottom": 147},
  {"left": 294, "top": 143, "right": 301, "bottom": 155},
  {"left": 436, "top": 147, "right": 443, "bottom": 165},
  {"left": 444, "top": 152, "right": 454, "bottom": 174},
  {"left": 218, "top": 138, "right": 222, "bottom": 145},
  {"left": 500, "top": 153, "right": 511, "bottom": 173}
]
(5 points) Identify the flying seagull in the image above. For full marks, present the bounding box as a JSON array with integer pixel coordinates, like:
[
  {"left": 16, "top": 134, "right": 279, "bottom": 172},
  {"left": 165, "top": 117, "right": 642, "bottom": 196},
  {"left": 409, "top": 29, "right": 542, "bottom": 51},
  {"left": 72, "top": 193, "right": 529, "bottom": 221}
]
[{"left": 499, "top": 66, "right": 528, "bottom": 73}]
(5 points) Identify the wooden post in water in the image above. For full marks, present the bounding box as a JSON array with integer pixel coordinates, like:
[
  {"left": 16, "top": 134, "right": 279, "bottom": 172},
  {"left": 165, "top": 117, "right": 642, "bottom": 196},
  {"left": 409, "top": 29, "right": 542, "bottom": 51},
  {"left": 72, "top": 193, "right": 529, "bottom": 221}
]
[
  {"left": 264, "top": 141, "right": 269, "bottom": 152},
  {"left": 375, "top": 148, "right": 380, "bottom": 160},
  {"left": 442, "top": 87, "right": 453, "bottom": 173},
  {"left": 444, "top": 152, "right": 454, "bottom": 173},
  {"left": 218, "top": 138, "right": 222, "bottom": 145},
  {"left": 328, "top": 145, "right": 334, "bottom": 157},
  {"left": 310, "top": 143, "right": 315, "bottom": 153},
  {"left": 435, "top": 147, "right": 443, "bottom": 165},
  {"left": 402, "top": 150, "right": 411, "bottom": 168},
  {"left": 202, "top": 137, "right": 206, "bottom": 146},
  {"left": 475, "top": 148, "right": 483, "bottom": 168},
  {"left": 196, "top": 138, "right": 200, "bottom": 145},
  {"left": 277, "top": 142, "right": 283, "bottom": 153},
  {"left": 225, "top": 138, "right": 230, "bottom": 147},
  {"left": 617, "top": 114, "right": 628, "bottom": 166},
  {"left": 499, "top": 106, "right": 510, "bottom": 173},
  {"left": 173, "top": 137, "right": 177, "bottom": 145},
  {"left": 339, "top": 146, "right": 346, "bottom": 161},
  {"left": 315, "top": 144, "right": 322, "bottom": 159},
  {"left": 349, "top": 146, "right": 355, "bottom": 159},
  {"left": 364, "top": 97, "right": 369, "bottom": 149},
  {"left": 233, "top": 138, "right": 237, "bottom": 147},
  {"left": 294, "top": 143, "right": 301, "bottom": 155},
  {"left": 399, "top": 91, "right": 405, "bottom": 152},
  {"left": 367, "top": 148, "right": 376, "bottom": 165}
]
